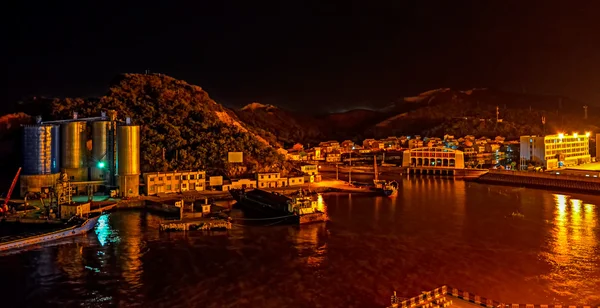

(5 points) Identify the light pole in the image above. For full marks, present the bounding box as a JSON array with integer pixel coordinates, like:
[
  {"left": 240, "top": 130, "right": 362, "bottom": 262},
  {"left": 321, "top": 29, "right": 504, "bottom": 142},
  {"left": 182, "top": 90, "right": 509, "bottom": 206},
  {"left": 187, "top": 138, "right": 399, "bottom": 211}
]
[{"left": 348, "top": 151, "right": 352, "bottom": 183}]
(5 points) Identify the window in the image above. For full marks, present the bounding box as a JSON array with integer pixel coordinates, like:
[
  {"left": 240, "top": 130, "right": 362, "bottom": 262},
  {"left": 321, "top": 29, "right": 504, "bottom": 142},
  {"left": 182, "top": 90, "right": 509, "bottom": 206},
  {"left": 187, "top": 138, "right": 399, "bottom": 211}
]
[
  {"left": 150, "top": 185, "right": 155, "bottom": 191},
  {"left": 182, "top": 184, "right": 187, "bottom": 188},
  {"left": 268, "top": 175, "right": 271, "bottom": 179},
  {"left": 175, "top": 184, "right": 180, "bottom": 189},
  {"left": 181, "top": 175, "right": 187, "bottom": 180},
  {"left": 158, "top": 177, "right": 163, "bottom": 181},
  {"left": 190, "top": 174, "right": 195, "bottom": 180},
  {"left": 261, "top": 183, "right": 265, "bottom": 187},
  {"left": 167, "top": 176, "right": 171, "bottom": 180},
  {"left": 166, "top": 185, "right": 171, "bottom": 190},
  {"left": 260, "top": 175, "right": 264, "bottom": 179},
  {"left": 175, "top": 176, "right": 179, "bottom": 180},
  {"left": 149, "top": 177, "right": 154, "bottom": 182}
]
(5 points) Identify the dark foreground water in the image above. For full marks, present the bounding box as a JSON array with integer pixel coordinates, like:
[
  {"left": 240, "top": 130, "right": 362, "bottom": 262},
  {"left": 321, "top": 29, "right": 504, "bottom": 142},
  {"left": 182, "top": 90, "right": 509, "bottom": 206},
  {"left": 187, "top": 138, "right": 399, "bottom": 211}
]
[{"left": 1, "top": 178, "right": 599, "bottom": 307}]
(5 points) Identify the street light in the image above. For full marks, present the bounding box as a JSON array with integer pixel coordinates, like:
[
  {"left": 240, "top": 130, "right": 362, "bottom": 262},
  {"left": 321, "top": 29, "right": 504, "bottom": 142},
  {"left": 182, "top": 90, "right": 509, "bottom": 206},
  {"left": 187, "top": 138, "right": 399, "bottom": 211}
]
[
  {"left": 97, "top": 161, "right": 105, "bottom": 169},
  {"left": 586, "top": 132, "right": 591, "bottom": 137}
]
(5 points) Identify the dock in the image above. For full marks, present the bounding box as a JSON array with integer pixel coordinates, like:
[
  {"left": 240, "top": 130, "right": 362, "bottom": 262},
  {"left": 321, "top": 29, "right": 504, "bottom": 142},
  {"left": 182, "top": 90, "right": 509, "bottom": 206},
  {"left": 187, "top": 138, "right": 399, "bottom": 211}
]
[{"left": 387, "top": 286, "right": 599, "bottom": 308}]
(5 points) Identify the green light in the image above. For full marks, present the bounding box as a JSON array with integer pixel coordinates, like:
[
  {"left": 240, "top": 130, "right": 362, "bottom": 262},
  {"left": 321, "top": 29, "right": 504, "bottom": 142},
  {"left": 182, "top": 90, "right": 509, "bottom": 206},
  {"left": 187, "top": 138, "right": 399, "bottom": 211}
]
[{"left": 97, "top": 162, "right": 105, "bottom": 169}]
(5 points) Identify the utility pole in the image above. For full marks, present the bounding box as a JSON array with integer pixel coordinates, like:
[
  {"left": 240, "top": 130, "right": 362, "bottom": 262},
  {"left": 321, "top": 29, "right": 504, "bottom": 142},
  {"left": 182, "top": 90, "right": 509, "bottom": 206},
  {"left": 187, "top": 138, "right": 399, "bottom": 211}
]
[
  {"left": 584, "top": 105, "right": 588, "bottom": 120},
  {"left": 348, "top": 151, "right": 352, "bottom": 183},
  {"left": 336, "top": 163, "right": 339, "bottom": 180}
]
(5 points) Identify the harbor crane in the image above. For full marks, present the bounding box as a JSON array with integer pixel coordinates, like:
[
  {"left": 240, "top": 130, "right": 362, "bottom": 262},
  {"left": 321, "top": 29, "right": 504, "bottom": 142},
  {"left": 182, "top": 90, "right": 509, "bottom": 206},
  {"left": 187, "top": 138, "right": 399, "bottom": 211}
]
[{"left": 0, "top": 167, "right": 22, "bottom": 214}]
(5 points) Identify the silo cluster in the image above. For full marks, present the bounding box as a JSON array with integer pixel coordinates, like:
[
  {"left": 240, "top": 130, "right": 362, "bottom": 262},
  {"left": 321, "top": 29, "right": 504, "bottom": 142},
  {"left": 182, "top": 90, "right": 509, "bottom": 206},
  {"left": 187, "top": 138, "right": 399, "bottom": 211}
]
[{"left": 19, "top": 111, "right": 141, "bottom": 198}]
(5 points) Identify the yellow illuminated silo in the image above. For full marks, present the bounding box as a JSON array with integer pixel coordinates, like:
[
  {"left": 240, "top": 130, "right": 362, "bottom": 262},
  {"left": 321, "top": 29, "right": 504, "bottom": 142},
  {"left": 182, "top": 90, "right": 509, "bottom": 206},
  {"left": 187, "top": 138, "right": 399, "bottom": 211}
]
[{"left": 116, "top": 121, "right": 140, "bottom": 197}]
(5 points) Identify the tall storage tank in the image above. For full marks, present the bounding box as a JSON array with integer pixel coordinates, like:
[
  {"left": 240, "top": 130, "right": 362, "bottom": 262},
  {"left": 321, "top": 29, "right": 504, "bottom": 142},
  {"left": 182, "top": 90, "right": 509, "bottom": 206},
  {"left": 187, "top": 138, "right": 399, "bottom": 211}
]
[
  {"left": 91, "top": 121, "right": 110, "bottom": 181},
  {"left": 50, "top": 125, "right": 61, "bottom": 174},
  {"left": 116, "top": 123, "right": 140, "bottom": 197},
  {"left": 22, "top": 125, "right": 56, "bottom": 175},
  {"left": 61, "top": 121, "right": 88, "bottom": 181}
]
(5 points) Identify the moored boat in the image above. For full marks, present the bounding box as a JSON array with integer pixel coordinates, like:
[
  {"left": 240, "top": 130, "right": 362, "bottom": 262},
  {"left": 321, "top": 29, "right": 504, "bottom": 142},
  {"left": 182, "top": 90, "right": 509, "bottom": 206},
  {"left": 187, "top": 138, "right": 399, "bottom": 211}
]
[
  {"left": 373, "top": 155, "right": 399, "bottom": 197},
  {"left": 230, "top": 189, "right": 327, "bottom": 224},
  {"left": 0, "top": 214, "right": 104, "bottom": 253}
]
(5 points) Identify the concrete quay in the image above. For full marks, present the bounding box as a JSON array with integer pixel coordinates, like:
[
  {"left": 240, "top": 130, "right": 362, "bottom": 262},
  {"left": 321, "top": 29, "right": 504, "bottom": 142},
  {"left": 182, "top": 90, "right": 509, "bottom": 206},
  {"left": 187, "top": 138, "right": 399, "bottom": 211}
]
[{"left": 476, "top": 170, "right": 600, "bottom": 194}]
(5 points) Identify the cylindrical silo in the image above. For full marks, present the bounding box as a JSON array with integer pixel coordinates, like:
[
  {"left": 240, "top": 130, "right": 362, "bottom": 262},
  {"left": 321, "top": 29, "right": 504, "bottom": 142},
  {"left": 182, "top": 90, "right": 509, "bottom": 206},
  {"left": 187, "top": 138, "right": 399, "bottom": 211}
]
[
  {"left": 116, "top": 124, "right": 140, "bottom": 197},
  {"left": 21, "top": 124, "right": 61, "bottom": 196},
  {"left": 91, "top": 121, "right": 109, "bottom": 181},
  {"left": 22, "top": 125, "right": 53, "bottom": 175},
  {"left": 50, "top": 125, "right": 61, "bottom": 174},
  {"left": 60, "top": 121, "right": 88, "bottom": 181}
]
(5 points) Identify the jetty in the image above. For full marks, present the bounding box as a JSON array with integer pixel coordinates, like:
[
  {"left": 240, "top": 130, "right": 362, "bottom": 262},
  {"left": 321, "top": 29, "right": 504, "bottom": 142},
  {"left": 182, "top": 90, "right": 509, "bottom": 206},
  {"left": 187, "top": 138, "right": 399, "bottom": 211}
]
[
  {"left": 388, "top": 286, "right": 599, "bottom": 308},
  {"left": 159, "top": 218, "right": 231, "bottom": 231},
  {"left": 157, "top": 198, "right": 232, "bottom": 232}
]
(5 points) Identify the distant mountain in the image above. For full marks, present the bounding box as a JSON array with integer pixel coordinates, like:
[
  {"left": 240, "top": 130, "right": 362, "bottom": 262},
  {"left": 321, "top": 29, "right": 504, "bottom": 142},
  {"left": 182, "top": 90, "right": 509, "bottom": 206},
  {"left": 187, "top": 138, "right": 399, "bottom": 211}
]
[{"left": 365, "top": 88, "right": 598, "bottom": 139}]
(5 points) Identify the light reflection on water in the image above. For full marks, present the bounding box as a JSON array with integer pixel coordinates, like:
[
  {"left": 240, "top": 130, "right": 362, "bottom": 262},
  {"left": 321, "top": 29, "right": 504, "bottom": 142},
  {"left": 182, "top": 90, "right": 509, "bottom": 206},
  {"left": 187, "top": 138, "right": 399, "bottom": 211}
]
[{"left": 0, "top": 179, "right": 599, "bottom": 307}]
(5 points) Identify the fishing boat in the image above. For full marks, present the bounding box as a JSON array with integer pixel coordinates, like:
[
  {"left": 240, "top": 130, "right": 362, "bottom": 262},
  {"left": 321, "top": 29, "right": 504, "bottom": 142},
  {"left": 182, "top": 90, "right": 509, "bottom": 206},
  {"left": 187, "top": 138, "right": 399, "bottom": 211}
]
[
  {"left": 230, "top": 189, "right": 327, "bottom": 224},
  {"left": 373, "top": 155, "right": 399, "bottom": 197},
  {"left": 0, "top": 214, "right": 104, "bottom": 253}
]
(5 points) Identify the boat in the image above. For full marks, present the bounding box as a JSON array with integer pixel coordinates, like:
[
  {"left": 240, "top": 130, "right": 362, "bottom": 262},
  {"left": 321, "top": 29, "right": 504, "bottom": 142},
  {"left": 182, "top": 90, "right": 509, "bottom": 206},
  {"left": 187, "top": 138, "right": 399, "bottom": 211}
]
[
  {"left": 0, "top": 214, "right": 104, "bottom": 253},
  {"left": 230, "top": 189, "right": 327, "bottom": 224},
  {"left": 373, "top": 155, "right": 399, "bottom": 197}
]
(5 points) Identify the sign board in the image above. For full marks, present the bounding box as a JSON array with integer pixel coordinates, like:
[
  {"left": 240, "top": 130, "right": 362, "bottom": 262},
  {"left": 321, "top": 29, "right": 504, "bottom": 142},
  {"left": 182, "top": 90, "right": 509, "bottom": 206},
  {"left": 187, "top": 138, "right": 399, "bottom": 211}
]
[
  {"left": 209, "top": 176, "right": 223, "bottom": 186},
  {"left": 228, "top": 152, "right": 243, "bottom": 163}
]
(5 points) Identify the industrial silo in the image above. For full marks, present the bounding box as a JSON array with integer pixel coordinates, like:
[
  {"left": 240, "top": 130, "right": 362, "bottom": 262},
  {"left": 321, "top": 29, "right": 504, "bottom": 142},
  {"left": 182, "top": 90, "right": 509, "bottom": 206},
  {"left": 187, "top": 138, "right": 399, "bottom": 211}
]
[
  {"left": 116, "top": 120, "right": 140, "bottom": 197},
  {"left": 60, "top": 121, "right": 88, "bottom": 181},
  {"left": 91, "top": 121, "right": 110, "bottom": 181},
  {"left": 22, "top": 125, "right": 54, "bottom": 175},
  {"left": 20, "top": 124, "right": 61, "bottom": 197}
]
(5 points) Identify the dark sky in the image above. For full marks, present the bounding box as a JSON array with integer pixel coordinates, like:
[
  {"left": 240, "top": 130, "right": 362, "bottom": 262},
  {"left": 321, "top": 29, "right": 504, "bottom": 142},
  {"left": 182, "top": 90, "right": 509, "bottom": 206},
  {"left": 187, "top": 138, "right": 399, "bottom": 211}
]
[{"left": 3, "top": 1, "right": 600, "bottom": 112}]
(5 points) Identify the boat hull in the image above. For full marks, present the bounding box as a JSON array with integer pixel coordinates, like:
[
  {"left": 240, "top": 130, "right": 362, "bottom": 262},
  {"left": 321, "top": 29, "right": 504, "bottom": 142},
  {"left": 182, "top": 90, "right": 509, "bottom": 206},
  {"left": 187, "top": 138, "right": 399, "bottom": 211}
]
[{"left": 0, "top": 214, "right": 103, "bottom": 253}]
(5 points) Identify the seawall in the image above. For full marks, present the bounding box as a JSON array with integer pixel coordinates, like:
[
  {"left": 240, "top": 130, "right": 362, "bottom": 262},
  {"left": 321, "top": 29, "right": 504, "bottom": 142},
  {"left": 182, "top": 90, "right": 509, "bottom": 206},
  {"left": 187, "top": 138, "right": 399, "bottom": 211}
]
[{"left": 477, "top": 170, "right": 600, "bottom": 194}]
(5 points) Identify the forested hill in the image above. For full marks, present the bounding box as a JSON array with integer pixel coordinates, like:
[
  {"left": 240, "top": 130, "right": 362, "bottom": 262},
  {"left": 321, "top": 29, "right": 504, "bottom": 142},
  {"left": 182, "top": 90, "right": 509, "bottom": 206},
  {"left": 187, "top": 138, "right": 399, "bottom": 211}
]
[{"left": 13, "top": 74, "right": 291, "bottom": 176}]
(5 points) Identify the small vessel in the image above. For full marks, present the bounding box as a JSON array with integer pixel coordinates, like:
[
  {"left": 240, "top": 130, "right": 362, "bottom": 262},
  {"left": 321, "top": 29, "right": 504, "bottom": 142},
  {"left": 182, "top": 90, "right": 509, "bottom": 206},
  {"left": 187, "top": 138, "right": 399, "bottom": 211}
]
[
  {"left": 230, "top": 188, "right": 327, "bottom": 224},
  {"left": 373, "top": 155, "right": 399, "bottom": 197},
  {"left": 0, "top": 214, "right": 104, "bottom": 253}
]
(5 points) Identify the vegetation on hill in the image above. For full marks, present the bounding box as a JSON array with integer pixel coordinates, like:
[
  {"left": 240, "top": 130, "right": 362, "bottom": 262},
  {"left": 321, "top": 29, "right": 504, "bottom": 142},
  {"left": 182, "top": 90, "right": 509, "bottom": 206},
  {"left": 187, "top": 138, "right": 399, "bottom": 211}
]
[
  {"left": 234, "top": 103, "right": 324, "bottom": 147},
  {"left": 47, "top": 74, "right": 291, "bottom": 176}
]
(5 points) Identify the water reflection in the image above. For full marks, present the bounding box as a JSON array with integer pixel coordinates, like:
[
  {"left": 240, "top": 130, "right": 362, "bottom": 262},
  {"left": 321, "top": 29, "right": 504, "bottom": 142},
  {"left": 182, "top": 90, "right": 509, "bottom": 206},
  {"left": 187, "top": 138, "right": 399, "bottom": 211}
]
[{"left": 544, "top": 194, "right": 599, "bottom": 301}]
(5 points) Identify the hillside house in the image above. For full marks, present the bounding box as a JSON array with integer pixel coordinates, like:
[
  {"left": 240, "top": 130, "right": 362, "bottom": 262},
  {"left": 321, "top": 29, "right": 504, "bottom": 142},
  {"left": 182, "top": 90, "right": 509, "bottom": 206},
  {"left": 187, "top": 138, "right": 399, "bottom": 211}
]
[
  {"left": 326, "top": 151, "right": 342, "bottom": 162},
  {"left": 301, "top": 164, "right": 319, "bottom": 175},
  {"left": 288, "top": 176, "right": 305, "bottom": 186}
]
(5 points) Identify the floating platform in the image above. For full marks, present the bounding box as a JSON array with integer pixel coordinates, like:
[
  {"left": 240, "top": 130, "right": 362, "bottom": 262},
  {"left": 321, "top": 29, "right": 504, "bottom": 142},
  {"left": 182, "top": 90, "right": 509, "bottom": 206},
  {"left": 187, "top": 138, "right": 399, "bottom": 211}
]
[{"left": 159, "top": 218, "right": 232, "bottom": 232}]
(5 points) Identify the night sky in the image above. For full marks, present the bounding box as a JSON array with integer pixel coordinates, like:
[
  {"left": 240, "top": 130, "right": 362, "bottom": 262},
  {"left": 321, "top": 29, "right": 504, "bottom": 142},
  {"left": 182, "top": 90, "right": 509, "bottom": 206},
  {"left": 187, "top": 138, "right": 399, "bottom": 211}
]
[{"left": 3, "top": 1, "right": 600, "bottom": 112}]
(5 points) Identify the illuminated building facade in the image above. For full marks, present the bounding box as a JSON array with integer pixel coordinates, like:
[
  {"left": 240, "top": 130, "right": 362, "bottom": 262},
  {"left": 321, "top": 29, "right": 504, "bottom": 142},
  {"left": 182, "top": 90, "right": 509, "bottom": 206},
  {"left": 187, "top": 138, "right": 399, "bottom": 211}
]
[{"left": 520, "top": 133, "right": 590, "bottom": 169}]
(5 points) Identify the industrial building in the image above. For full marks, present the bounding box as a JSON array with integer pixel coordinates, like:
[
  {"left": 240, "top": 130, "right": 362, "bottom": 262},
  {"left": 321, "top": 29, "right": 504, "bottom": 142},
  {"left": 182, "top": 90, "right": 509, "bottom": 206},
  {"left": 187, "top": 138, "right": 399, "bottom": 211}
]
[
  {"left": 142, "top": 170, "right": 207, "bottom": 196},
  {"left": 19, "top": 111, "right": 141, "bottom": 198},
  {"left": 520, "top": 133, "right": 591, "bottom": 169}
]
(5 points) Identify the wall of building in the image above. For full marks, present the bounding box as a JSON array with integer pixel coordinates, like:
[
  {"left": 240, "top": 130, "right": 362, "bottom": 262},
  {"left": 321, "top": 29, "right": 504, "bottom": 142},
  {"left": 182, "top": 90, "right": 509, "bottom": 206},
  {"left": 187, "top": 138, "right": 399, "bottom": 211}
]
[
  {"left": 143, "top": 170, "right": 206, "bottom": 196},
  {"left": 19, "top": 173, "right": 61, "bottom": 197}
]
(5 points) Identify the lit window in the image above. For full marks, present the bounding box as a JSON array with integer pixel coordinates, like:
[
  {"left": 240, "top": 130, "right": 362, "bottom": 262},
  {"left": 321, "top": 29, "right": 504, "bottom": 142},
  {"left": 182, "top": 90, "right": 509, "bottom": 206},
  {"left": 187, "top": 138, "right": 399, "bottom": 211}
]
[
  {"left": 181, "top": 175, "right": 187, "bottom": 180},
  {"left": 166, "top": 185, "right": 171, "bottom": 190},
  {"left": 182, "top": 184, "right": 187, "bottom": 188},
  {"left": 158, "top": 177, "right": 163, "bottom": 181},
  {"left": 167, "top": 176, "right": 171, "bottom": 181},
  {"left": 190, "top": 175, "right": 195, "bottom": 180},
  {"left": 149, "top": 177, "right": 154, "bottom": 182}
]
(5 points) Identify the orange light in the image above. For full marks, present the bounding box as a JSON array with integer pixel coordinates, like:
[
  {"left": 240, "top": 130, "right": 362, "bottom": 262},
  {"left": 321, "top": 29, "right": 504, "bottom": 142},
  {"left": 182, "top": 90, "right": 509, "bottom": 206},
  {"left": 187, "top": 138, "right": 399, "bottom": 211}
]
[{"left": 558, "top": 133, "right": 564, "bottom": 139}]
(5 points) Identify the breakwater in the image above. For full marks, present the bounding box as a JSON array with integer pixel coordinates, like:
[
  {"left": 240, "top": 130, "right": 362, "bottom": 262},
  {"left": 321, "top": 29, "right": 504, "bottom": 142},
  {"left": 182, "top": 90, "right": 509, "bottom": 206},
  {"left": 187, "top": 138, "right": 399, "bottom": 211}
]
[{"left": 477, "top": 170, "right": 600, "bottom": 194}]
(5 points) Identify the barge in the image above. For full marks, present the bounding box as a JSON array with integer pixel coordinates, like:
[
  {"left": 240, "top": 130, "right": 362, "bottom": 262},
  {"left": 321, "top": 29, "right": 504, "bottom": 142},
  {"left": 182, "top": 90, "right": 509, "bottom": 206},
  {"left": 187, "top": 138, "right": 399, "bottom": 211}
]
[
  {"left": 230, "top": 189, "right": 327, "bottom": 224},
  {"left": 0, "top": 214, "right": 104, "bottom": 253}
]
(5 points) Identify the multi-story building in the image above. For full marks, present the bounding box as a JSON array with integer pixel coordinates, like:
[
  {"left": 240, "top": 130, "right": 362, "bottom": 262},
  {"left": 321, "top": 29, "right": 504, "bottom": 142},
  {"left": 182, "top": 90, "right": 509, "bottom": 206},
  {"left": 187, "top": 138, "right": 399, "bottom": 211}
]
[
  {"left": 257, "top": 172, "right": 287, "bottom": 188},
  {"left": 222, "top": 178, "right": 257, "bottom": 191},
  {"left": 326, "top": 151, "right": 341, "bottom": 162},
  {"left": 143, "top": 170, "right": 206, "bottom": 195},
  {"left": 301, "top": 164, "right": 319, "bottom": 175},
  {"left": 520, "top": 133, "right": 591, "bottom": 169}
]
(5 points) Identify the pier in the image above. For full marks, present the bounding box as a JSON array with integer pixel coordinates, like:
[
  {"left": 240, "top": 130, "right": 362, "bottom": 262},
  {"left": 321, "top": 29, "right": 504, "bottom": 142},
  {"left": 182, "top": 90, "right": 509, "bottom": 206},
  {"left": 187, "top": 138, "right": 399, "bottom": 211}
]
[{"left": 159, "top": 218, "right": 231, "bottom": 231}]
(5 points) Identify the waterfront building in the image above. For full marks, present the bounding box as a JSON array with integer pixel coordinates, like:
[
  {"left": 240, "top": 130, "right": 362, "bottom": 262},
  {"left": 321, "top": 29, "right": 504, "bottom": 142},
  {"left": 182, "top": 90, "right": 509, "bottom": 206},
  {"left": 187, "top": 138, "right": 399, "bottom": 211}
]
[
  {"left": 301, "top": 164, "right": 319, "bottom": 176},
  {"left": 256, "top": 172, "right": 287, "bottom": 188},
  {"left": 221, "top": 178, "right": 256, "bottom": 191},
  {"left": 520, "top": 133, "right": 591, "bottom": 169},
  {"left": 143, "top": 170, "right": 206, "bottom": 195},
  {"left": 402, "top": 147, "right": 465, "bottom": 168},
  {"left": 287, "top": 176, "right": 305, "bottom": 186}
]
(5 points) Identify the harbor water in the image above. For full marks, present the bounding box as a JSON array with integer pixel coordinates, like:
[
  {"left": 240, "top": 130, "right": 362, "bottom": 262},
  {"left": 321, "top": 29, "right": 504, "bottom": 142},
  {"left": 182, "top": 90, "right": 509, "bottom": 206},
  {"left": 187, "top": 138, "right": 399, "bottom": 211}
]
[{"left": 0, "top": 178, "right": 599, "bottom": 307}]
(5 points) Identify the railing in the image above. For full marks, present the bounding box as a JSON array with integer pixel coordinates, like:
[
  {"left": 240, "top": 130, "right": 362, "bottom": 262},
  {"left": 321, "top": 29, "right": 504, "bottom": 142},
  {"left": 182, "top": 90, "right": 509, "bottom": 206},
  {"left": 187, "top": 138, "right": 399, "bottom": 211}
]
[{"left": 388, "top": 286, "right": 600, "bottom": 308}]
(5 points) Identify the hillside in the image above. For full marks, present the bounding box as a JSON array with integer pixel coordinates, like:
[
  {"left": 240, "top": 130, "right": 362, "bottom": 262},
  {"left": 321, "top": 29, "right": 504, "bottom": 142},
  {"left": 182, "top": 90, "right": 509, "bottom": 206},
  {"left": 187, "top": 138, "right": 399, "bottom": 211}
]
[
  {"left": 366, "top": 88, "right": 599, "bottom": 139},
  {"left": 15, "top": 74, "right": 290, "bottom": 176},
  {"left": 234, "top": 103, "right": 324, "bottom": 147}
]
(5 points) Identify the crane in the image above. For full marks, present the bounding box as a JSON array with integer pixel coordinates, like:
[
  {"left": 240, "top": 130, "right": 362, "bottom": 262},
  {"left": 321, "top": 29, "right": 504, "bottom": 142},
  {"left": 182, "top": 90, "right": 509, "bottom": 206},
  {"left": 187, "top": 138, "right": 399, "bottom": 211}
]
[{"left": 1, "top": 167, "right": 22, "bottom": 214}]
